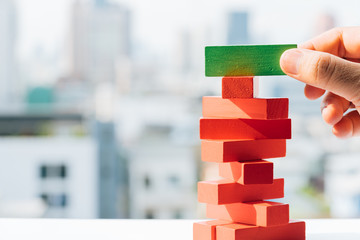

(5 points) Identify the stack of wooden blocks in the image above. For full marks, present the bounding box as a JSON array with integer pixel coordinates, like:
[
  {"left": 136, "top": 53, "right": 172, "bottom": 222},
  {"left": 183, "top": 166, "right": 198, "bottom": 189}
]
[{"left": 193, "top": 45, "right": 306, "bottom": 240}]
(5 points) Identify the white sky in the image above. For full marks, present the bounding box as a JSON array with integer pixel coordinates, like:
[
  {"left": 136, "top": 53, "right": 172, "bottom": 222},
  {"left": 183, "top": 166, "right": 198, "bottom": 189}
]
[{"left": 15, "top": 0, "right": 360, "bottom": 59}]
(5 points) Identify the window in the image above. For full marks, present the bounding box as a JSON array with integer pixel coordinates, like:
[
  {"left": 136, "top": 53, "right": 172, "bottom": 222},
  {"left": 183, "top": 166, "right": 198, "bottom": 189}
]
[
  {"left": 40, "top": 193, "right": 68, "bottom": 207},
  {"left": 60, "top": 165, "right": 67, "bottom": 178},
  {"left": 168, "top": 175, "right": 180, "bottom": 187},
  {"left": 38, "top": 163, "right": 69, "bottom": 213},
  {"left": 144, "top": 175, "right": 151, "bottom": 189},
  {"left": 40, "top": 193, "right": 48, "bottom": 203},
  {"left": 39, "top": 164, "right": 68, "bottom": 179},
  {"left": 40, "top": 166, "right": 47, "bottom": 178},
  {"left": 145, "top": 209, "right": 154, "bottom": 219},
  {"left": 173, "top": 209, "right": 182, "bottom": 219}
]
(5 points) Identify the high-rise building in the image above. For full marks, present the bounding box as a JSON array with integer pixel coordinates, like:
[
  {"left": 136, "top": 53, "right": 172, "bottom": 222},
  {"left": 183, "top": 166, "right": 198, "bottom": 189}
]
[
  {"left": 69, "top": 0, "right": 131, "bottom": 218},
  {"left": 70, "top": 0, "right": 131, "bottom": 86},
  {"left": 0, "top": 0, "right": 17, "bottom": 104},
  {"left": 227, "top": 11, "right": 249, "bottom": 45}
]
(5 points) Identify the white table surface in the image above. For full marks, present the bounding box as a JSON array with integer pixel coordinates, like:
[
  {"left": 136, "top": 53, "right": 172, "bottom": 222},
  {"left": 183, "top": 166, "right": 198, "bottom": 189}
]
[{"left": 0, "top": 218, "right": 359, "bottom": 239}]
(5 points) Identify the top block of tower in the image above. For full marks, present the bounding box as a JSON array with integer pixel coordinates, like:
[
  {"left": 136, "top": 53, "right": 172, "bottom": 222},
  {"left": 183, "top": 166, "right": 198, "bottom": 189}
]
[
  {"left": 205, "top": 44, "right": 297, "bottom": 76},
  {"left": 222, "top": 77, "right": 259, "bottom": 99}
]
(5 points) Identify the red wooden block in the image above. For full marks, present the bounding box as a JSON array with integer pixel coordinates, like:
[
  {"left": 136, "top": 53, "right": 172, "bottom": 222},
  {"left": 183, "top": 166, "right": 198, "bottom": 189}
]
[
  {"left": 221, "top": 76, "right": 258, "bottom": 99},
  {"left": 201, "top": 139, "right": 286, "bottom": 162},
  {"left": 198, "top": 178, "right": 284, "bottom": 204},
  {"left": 218, "top": 160, "right": 273, "bottom": 184},
  {"left": 199, "top": 118, "right": 291, "bottom": 140},
  {"left": 193, "top": 220, "right": 232, "bottom": 240},
  {"left": 202, "top": 97, "right": 288, "bottom": 119},
  {"left": 216, "top": 220, "right": 306, "bottom": 240},
  {"left": 206, "top": 201, "right": 289, "bottom": 227}
]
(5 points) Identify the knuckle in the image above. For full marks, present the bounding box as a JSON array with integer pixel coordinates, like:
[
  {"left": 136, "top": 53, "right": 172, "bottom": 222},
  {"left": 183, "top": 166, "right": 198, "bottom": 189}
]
[{"left": 313, "top": 55, "right": 335, "bottom": 88}]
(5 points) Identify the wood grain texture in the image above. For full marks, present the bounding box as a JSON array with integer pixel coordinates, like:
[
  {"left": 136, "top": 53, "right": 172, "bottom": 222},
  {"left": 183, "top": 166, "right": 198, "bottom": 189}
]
[
  {"left": 199, "top": 118, "right": 291, "bottom": 140},
  {"left": 202, "top": 97, "right": 288, "bottom": 119},
  {"left": 201, "top": 139, "right": 286, "bottom": 162},
  {"left": 218, "top": 160, "right": 273, "bottom": 184},
  {"left": 206, "top": 201, "right": 289, "bottom": 227},
  {"left": 222, "top": 77, "right": 258, "bottom": 99},
  {"left": 205, "top": 44, "right": 297, "bottom": 76},
  {"left": 193, "top": 220, "right": 232, "bottom": 240},
  {"left": 197, "top": 178, "right": 284, "bottom": 204},
  {"left": 216, "top": 220, "right": 305, "bottom": 240}
]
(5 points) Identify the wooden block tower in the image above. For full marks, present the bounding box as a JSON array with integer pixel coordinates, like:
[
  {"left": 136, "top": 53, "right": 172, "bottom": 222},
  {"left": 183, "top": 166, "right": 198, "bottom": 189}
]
[{"left": 193, "top": 45, "right": 306, "bottom": 240}]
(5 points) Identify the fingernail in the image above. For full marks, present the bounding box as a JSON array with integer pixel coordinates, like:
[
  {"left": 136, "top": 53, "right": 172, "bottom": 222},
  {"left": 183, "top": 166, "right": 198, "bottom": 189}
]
[{"left": 280, "top": 49, "right": 303, "bottom": 75}]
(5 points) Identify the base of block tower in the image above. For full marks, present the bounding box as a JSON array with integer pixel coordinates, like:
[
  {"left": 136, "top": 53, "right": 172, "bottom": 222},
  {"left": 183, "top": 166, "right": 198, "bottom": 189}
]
[
  {"left": 193, "top": 220, "right": 232, "bottom": 240},
  {"left": 216, "top": 220, "right": 305, "bottom": 240}
]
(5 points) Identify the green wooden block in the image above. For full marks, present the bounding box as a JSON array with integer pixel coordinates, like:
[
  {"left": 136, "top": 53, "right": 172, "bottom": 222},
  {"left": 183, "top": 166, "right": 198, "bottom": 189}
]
[{"left": 205, "top": 44, "right": 297, "bottom": 76}]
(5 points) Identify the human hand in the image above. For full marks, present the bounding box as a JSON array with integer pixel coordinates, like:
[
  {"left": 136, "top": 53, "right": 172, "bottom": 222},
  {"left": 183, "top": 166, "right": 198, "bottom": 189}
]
[{"left": 280, "top": 26, "right": 360, "bottom": 138}]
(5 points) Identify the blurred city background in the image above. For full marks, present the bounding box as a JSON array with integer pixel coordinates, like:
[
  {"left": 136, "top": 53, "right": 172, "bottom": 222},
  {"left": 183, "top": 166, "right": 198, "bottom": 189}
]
[{"left": 0, "top": 0, "right": 360, "bottom": 219}]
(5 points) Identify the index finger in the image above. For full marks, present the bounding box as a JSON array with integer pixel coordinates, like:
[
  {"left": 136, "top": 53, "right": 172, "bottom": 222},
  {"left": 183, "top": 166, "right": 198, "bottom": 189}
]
[{"left": 299, "top": 26, "right": 360, "bottom": 59}]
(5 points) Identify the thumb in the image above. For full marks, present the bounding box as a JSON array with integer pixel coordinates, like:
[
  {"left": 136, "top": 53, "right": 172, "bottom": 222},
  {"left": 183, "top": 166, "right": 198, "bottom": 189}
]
[{"left": 280, "top": 48, "right": 360, "bottom": 104}]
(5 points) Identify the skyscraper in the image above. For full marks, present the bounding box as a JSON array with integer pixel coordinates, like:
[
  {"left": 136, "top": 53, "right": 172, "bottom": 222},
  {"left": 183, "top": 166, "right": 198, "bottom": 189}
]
[
  {"left": 0, "top": 0, "right": 17, "bottom": 104},
  {"left": 70, "top": 0, "right": 131, "bottom": 86},
  {"left": 69, "top": 0, "right": 131, "bottom": 218},
  {"left": 227, "top": 11, "right": 249, "bottom": 45}
]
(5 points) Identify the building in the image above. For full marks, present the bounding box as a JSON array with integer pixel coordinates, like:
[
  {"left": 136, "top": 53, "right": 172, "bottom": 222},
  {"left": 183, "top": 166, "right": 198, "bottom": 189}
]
[
  {"left": 0, "top": 0, "right": 131, "bottom": 219},
  {"left": 0, "top": 89, "right": 128, "bottom": 218},
  {"left": 0, "top": 136, "right": 97, "bottom": 218},
  {"left": 129, "top": 131, "right": 197, "bottom": 219},
  {"left": 67, "top": 1, "right": 132, "bottom": 218},
  {"left": 0, "top": 0, "right": 17, "bottom": 104},
  {"left": 0, "top": 107, "right": 95, "bottom": 218},
  {"left": 70, "top": 0, "right": 131, "bottom": 88},
  {"left": 115, "top": 95, "right": 199, "bottom": 219},
  {"left": 325, "top": 152, "right": 360, "bottom": 218}
]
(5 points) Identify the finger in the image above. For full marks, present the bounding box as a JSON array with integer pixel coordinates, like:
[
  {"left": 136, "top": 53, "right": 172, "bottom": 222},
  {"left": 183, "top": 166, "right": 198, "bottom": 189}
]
[
  {"left": 304, "top": 84, "right": 326, "bottom": 100},
  {"left": 280, "top": 48, "right": 360, "bottom": 104},
  {"left": 299, "top": 26, "right": 360, "bottom": 59},
  {"left": 321, "top": 92, "right": 351, "bottom": 125},
  {"left": 332, "top": 110, "right": 360, "bottom": 138}
]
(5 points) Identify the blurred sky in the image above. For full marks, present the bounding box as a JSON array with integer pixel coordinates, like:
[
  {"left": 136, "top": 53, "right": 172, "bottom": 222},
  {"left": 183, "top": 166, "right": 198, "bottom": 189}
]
[{"left": 16, "top": 0, "right": 360, "bottom": 59}]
